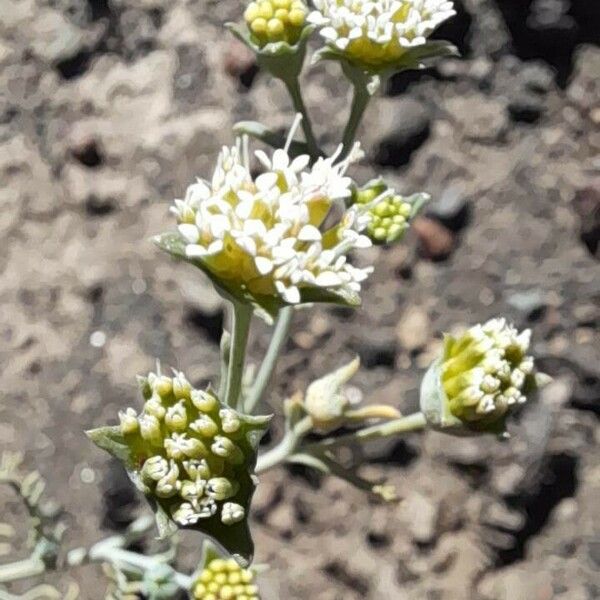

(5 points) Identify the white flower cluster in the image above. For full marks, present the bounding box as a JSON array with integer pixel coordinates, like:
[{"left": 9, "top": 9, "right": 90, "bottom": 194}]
[
  {"left": 308, "top": 0, "right": 456, "bottom": 66},
  {"left": 442, "top": 318, "right": 534, "bottom": 421},
  {"left": 171, "top": 126, "right": 372, "bottom": 305}
]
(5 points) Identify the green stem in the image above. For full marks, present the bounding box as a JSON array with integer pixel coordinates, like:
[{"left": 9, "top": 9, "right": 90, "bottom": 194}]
[
  {"left": 88, "top": 546, "right": 191, "bottom": 588},
  {"left": 245, "top": 306, "right": 294, "bottom": 414},
  {"left": 340, "top": 81, "right": 371, "bottom": 159},
  {"left": 282, "top": 77, "right": 320, "bottom": 159},
  {"left": 306, "top": 411, "right": 427, "bottom": 452},
  {"left": 224, "top": 302, "right": 252, "bottom": 409},
  {"left": 255, "top": 416, "right": 313, "bottom": 473}
]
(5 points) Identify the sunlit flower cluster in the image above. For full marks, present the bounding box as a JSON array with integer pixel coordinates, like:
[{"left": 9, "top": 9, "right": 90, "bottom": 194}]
[
  {"left": 171, "top": 125, "right": 373, "bottom": 305},
  {"left": 192, "top": 557, "right": 260, "bottom": 600},
  {"left": 308, "top": 0, "right": 456, "bottom": 67},
  {"left": 244, "top": 0, "right": 308, "bottom": 47},
  {"left": 118, "top": 370, "right": 266, "bottom": 529},
  {"left": 354, "top": 183, "right": 419, "bottom": 244},
  {"left": 440, "top": 318, "right": 535, "bottom": 423}
]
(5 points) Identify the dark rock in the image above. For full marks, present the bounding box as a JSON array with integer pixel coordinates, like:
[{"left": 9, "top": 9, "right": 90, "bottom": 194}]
[
  {"left": 573, "top": 183, "right": 600, "bottom": 257},
  {"left": 350, "top": 326, "right": 397, "bottom": 369},
  {"left": 508, "top": 92, "right": 545, "bottom": 124},
  {"left": 373, "top": 98, "right": 431, "bottom": 167}
]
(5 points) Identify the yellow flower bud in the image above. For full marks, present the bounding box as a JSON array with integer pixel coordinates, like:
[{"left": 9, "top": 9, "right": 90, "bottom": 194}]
[{"left": 244, "top": 0, "right": 308, "bottom": 47}]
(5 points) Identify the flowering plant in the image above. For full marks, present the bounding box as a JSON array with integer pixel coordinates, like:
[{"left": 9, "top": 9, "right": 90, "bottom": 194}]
[{"left": 0, "top": 1, "right": 549, "bottom": 597}]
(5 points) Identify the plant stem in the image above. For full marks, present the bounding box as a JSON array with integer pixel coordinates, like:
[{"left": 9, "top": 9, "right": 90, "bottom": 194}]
[
  {"left": 88, "top": 546, "right": 192, "bottom": 588},
  {"left": 224, "top": 302, "right": 253, "bottom": 410},
  {"left": 245, "top": 306, "right": 294, "bottom": 414},
  {"left": 340, "top": 81, "right": 370, "bottom": 159},
  {"left": 282, "top": 77, "right": 320, "bottom": 159},
  {"left": 306, "top": 411, "right": 427, "bottom": 452},
  {"left": 255, "top": 416, "right": 313, "bottom": 473}
]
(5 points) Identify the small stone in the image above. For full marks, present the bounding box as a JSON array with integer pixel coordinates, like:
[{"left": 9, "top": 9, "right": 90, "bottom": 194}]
[
  {"left": 396, "top": 306, "right": 430, "bottom": 352},
  {"left": 412, "top": 217, "right": 455, "bottom": 261},
  {"left": 402, "top": 492, "right": 438, "bottom": 545}
]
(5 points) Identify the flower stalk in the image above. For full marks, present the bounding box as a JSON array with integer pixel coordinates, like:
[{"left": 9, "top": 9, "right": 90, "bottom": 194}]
[
  {"left": 245, "top": 306, "right": 294, "bottom": 413},
  {"left": 225, "top": 302, "right": 253, "bottom": 410}
]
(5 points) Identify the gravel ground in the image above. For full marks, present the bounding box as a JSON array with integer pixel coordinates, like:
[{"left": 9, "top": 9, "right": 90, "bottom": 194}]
[{"left": 1, "top": 0, "right": 599, "bottom": 598}]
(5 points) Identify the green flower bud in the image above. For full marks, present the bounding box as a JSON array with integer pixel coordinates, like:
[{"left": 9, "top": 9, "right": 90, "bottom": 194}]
[
  {"left": 165, "top": 400, "right": 188, "bottom": 432},
  {"left": 192, "top": 389, "right": 218, "bottom": 412},
  {"left": 353, "top": 182, "right": 427, "bottom": 245},
  {"left": 220, "top": 409, "right": 242, "bottom": 434},
  {"left": 145, "top": 395, "right": 167, "bottom": 420},
  {"left": 420, "top": 318, "right": 547, "bottom": 435},
  {"left": 244, "top": 0, "right": 308, "bottom": 47},
  {"left": 139, "top": 414, "right": 163, "bottom": 446},
  {"left": 192, "top": 555, "right": 260, "bottom": 600},
  {"left": 211, "top": 437, "right": 244, "bottom": 465},
  {"left": 153, "top": 375, "right": 173, "bottom": 398},
  {"left": 172, "top": 371, "right": 192, "bottom": 400},
  {"left": 164, "top": 433, "right": 208, "bottom": 460},
  {"left": 155, "top": 460, "right": 179, "bottom": 498},
  {"left": 190, "top": 414, "right": 220, "bottom": 438},
  {"left": 207, "top": 477, "right": 239, "bottom": 501},
  {"left": 118, "top": 408, "right": 139, "bottom": 435},
  {"left": 87, "top": 370, "right": 271, "bottom": 565},
  {"left": 141, "top": 455, "right": 170, "bottom": 485}
]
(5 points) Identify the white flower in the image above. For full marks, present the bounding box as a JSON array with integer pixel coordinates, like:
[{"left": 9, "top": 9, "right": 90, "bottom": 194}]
[
  {"left": 308, "top": 0, "right": 456, "bottom": 67},
  {"left": 170, "top": 117, "right": 373, "bottom": 306}
]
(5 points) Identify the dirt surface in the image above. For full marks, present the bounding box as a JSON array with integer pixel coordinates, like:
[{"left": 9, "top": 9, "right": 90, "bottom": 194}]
[{"left": 1, "top": 0, "right": 599, "bottom": 598}]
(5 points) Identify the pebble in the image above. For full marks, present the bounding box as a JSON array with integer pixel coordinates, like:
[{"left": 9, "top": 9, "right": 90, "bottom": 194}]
[{"left": 412, "top": 217, "right": 455, "bottom": 261}]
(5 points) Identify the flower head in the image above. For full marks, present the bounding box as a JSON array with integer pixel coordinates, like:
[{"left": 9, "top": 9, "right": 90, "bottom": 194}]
[
  {"left": 420, "top": 318, "right": 546, "bottom": 434},
  {"left": 309, "top": 0, "right": 456, "bottom": 70},
  {"left": 88, "top": 370, "right": 270, "bottom": 565},
  {"left": 166, "top": 118, "right": 372, "bottom": 310},
  {"left": 353, "top": 180, "right": 427, "bottom": 244},
  {"left": 244, "top": 0, "right": 309, "bottom": 47},
  {"left": 192, "top": 556, "right": 260, "bottom": 600}
]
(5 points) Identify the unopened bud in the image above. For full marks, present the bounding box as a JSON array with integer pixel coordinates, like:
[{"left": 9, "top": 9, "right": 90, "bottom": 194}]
[
  {"left": 165, "top": 400, "right": 188, "bottom": 432},
  {"left": 118, "top": 408, "right": 138, "bottom": 435},
  {"left": 420, "top": 318, "right": 547, "bottom": 435},
  {"left": 207, "top": 477, "right": 238, "bottom": 501}
]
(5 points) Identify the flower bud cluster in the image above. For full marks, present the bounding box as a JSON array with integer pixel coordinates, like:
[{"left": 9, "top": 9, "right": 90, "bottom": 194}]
[
  {"left": 440, "top": 318, "right": 535, "bottom": 424},
  {"left": 192, "top": 557, "right": 260, "bottom": 600},
  {"left": 170, "top": 134, "right": 373, "bottom": 306},
  {"left": 308, "top": 0, "right": 456, "bottom": 68},
  {"left": 119, "top": 371, "right": 254, "bottom": 528},
  {"left": 354, "top": 185, "right": 414, "bottom": 244},
  {"left": 244, "top": 0, "right": 308, "bottom": 47}
]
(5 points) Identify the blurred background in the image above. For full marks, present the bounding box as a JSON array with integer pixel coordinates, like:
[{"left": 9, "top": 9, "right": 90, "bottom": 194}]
[{"left": 1, "top": 0, "right": 599, "bottom": 598}]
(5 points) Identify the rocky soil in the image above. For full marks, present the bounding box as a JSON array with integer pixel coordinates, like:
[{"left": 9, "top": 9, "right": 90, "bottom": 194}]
[{"left": 1, "top": 0, "right": 599, "bottom": 598}]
